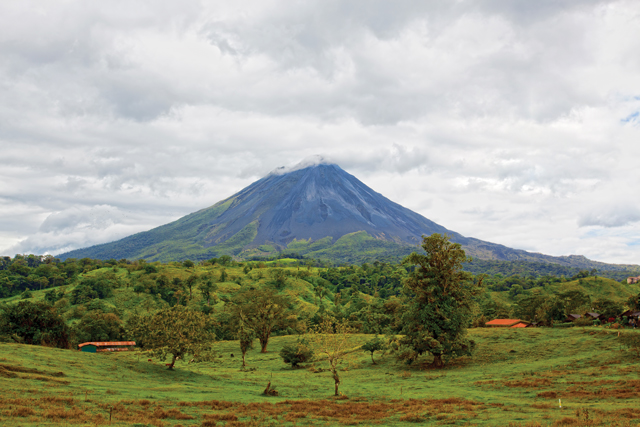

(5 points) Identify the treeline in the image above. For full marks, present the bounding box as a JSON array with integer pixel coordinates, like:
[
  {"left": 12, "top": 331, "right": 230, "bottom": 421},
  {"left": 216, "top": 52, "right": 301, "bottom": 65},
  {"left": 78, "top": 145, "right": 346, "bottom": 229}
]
[
  {"left": 464, "top": 259, "right": 637, "bottom": 282},
  {"left": 2, "top": 251, "right": 640, "bottom": 355},
  {"left": 2, "top": 252, "right": 636, "bottom": 299},
  {"left": 0, "top": 254, "right": 105, "bottom": 298}
]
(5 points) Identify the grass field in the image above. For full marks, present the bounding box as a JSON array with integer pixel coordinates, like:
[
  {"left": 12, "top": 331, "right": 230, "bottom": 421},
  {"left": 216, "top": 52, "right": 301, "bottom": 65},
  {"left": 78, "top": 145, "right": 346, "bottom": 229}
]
[{"left": 2, "top": 327, "right": 640, "bottom": 426}]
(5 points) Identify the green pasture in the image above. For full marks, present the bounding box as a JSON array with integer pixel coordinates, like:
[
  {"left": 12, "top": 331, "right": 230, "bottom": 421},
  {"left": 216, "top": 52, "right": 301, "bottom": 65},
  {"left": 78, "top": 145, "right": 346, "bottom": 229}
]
[{"left": 2, "top": 327, "right": 640, "bottom": 426}]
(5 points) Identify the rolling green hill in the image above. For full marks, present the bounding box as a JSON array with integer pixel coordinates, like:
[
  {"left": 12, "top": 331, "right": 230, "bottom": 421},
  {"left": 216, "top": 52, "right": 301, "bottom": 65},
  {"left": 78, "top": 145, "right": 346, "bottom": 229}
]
[{"left": 2, "top": 326, "right": 640, "bottom": 426}]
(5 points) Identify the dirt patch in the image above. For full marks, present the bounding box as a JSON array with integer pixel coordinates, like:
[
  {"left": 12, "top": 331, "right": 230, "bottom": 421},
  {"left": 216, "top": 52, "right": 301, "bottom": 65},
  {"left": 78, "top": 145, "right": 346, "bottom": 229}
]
[{"left": 0, "top": 363, "right": 67, "bottom": 384}]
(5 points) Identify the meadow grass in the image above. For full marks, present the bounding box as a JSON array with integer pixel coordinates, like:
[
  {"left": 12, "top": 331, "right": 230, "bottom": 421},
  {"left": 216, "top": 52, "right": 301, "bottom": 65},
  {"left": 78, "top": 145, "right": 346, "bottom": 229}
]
[{"left": 2, "top": 327, "right": 640, "bottom": 426}]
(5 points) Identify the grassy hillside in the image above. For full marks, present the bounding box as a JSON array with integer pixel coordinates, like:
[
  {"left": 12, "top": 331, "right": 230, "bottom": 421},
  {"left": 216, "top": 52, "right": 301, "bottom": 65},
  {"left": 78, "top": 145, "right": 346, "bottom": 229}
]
[
  {"left": 4, "top": 261, "right": 640, "bottom": 425},
  {"left": 545, "top": 276, "right": 640, "bottom": 302},
  {"left": 2, "top": 327, "right": 640, "bottom": 426},
  {"left": 1, "top": 263, "right": 332, "bottom": 327},
  {"left": 489, "top": 276, "right": 640, "bottom": 306}
]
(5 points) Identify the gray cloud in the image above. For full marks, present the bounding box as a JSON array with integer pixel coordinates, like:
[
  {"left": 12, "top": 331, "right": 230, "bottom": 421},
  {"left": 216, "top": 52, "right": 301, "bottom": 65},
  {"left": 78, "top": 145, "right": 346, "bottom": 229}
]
[
  {"left": 579, "top": 207, "right": 640, "bottom": 228},
  {"left": 1, "top": 0, "right": 640, "bottom": 263}
]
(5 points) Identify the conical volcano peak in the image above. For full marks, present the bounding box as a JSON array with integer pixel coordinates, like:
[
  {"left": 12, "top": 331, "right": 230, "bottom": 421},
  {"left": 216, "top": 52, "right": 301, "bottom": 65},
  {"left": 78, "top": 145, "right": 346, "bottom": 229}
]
[
  {"left": 60, "top": 158, "right": 615, "bottom": 270},
  {"left": 269, "top": 155, "right": 335, "bottom": 176}
]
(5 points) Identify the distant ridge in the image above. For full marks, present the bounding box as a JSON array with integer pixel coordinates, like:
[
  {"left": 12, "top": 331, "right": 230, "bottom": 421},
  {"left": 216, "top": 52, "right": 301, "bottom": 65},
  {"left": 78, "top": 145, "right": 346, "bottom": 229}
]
[{"left": 58, "top": 159, "right": 639, "bottom": 271}]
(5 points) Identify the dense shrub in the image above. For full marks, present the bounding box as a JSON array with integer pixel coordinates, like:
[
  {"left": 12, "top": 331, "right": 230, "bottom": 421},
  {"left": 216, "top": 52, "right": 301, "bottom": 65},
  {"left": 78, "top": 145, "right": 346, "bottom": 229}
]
[
  {"left": 620, "top": 333, "right": 640, "bottom": 357},
  {"left": 70, "top": 275, "right": 115, "bottom": 304},
  {"left": 552, "top": 323, "right": 575, "bottom": 328},
  {"left": 44, "top": 288, "right": 65, "bottom": 304},
  {"left": 280, "top": 337, "right": 313, "bottom": 367},
  {"left": 573, "top": 317, "right": 593, "bottom": 327}
]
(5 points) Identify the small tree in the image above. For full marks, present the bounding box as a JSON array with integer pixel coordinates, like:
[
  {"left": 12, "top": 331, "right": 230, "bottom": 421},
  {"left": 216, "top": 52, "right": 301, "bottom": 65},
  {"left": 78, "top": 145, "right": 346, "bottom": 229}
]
[
  {"left": 270, "top": 268, "right": 287, "bottom": 289},
  {"left": 308, "top": 317, "right": 356, "bottom": 396},
  {"left": 128, "top": 305, "right": 216, "bottom": 369},
  {"left": 230, "top": 288, "right": 292, "bottom": 353},
  {"left": 236, "top": 321, "right": 255, "bottom": 368},
  {"left": 280, "top": 337, "right": 313, "bottom": 368},
  {"left": 219, "top": 255, "right": 233, "bottom": 266},
  {"left": 200, "top": 280, "right": 218, "bottom": 306},
  {"left": 185, "top": 274, "right": 198, "bottom": 300},
  {"left": 361, "top": 335, "right": 386, "bottom": 365}
]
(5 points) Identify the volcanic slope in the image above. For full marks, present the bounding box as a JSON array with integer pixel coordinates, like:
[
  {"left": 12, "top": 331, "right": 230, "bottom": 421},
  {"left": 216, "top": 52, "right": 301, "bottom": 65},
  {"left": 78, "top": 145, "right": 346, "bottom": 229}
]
[{"left": 58, "top": 162, "right": 635, "bottom": 269}]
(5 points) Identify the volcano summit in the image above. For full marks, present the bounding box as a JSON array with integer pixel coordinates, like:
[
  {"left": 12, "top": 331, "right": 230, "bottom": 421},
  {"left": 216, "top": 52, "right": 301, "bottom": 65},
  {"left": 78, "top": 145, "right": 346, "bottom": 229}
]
[{"left": 58, "top": 160, "right": 616, "bottom": 267}]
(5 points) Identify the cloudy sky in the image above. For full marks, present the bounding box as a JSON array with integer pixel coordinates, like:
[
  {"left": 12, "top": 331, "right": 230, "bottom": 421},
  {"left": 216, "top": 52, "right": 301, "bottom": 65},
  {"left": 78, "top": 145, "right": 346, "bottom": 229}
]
[{"left": 1, "top": 0, "right": 639, "bottom": 264}]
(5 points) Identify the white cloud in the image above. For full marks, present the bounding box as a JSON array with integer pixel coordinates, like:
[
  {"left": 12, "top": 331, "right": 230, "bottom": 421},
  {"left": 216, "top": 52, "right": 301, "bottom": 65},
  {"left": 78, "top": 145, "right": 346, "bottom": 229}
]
[{"left": 1, "top": 0, "right": 639, "bottom": 264}]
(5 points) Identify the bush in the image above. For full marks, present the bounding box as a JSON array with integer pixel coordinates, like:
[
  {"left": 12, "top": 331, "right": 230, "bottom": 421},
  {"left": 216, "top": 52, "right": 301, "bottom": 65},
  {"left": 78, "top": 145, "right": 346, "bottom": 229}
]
[
  {"left": 552, "top": 323, "right": 575, "bottom": 328},
  {"left": 44, "top": 288, "right": 65, "bottom": 304},
  {"left": 280, "top": 337, "right": 313, "bottom": 368},
  {"left": 620, "top": 333, "right": 640, "bottom": 356},
  {"left": 74, "top": 311, "right": 125, "bottom": 343},
  {"left": 144, "top": 264, "right": 157, "bottom": 274},
  {"left": 573, "top": 317, "right": 593, "bottom": 327},
  {"left": 70, "top": 275, "right": 115, "bottom": 304}
]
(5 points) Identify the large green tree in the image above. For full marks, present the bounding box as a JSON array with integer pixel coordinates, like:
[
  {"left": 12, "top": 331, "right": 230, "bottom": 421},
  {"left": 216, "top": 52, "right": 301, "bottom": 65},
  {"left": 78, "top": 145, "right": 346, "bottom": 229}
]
[
  {"left": 1, "top": 301, "right": 71, "bottom": 348},
  {"left": 128, "top": 305, "right": 216, "bottom": 369},
  {"left": 400, "top": 233, "right": 482, "bottom": 368},
  {"left": 230, "top": 288, "right": 293, "bottom": 353}
]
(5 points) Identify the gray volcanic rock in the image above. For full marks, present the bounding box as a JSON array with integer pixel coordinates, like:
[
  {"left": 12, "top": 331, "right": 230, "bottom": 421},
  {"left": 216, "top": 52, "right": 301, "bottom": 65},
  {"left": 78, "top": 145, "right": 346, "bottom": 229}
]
[{"left": 203, "top": 160, "right": 448, "bottom": 248}]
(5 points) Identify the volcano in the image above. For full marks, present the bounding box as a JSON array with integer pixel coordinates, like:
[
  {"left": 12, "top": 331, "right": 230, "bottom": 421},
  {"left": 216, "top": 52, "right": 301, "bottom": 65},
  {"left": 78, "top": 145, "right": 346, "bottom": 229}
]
[{"left": 58, "top": 159, "right": 613, "bottom": 266}]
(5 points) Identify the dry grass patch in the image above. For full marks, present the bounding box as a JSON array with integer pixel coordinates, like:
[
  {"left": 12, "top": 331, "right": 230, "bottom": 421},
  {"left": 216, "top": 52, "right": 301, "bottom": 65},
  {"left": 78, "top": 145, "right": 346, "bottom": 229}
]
[
  {"left": 537, "top": 391, "right": 558, "bottom": 399},
  {"left": 504, "top": 378, "right": 553, "bottom": 388}
]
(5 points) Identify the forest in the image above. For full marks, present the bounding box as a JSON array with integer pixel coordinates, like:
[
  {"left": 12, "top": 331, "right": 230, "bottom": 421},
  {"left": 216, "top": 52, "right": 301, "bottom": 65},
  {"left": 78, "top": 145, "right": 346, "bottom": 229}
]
[{"left": 2, "top": 235, "right": 640, "bottom": 364}]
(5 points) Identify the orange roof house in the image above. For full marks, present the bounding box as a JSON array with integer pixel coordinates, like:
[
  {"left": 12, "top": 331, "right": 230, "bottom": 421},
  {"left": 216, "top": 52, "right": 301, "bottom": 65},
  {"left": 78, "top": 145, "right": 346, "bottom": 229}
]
[
  {"left": 510, "top": 322, "right": 529, "bottom": 328},
  {"left": 486, "top": 319, "right": 530, "bottom": 328}
]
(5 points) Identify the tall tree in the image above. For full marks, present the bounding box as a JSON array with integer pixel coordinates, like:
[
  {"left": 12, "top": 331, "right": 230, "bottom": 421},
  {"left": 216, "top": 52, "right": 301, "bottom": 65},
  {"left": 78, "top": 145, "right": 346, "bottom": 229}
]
[{"left": 400, "top": 233, "right": 482, "bottom": 368}]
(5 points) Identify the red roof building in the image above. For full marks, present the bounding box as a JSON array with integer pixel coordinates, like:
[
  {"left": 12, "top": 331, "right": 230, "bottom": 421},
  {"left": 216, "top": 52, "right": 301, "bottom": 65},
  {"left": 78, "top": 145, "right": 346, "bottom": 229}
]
[{"left": 486, "top": 319, "right": 525, "bottom": 327}]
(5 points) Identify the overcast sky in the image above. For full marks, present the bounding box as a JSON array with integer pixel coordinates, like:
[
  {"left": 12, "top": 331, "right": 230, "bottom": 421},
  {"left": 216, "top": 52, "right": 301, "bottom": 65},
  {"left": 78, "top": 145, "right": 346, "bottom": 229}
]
[{"left": 1, "top": 0, "right": 639, "bottom": 264}]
